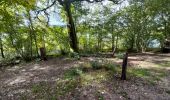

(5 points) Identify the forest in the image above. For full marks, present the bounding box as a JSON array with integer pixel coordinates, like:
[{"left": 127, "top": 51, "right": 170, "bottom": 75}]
[{"left": 0, "top": 0, "right": 170, "bottom": 99}]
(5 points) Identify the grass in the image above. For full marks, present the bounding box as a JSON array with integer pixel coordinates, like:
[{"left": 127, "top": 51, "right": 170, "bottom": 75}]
[
  {"left": 128, "top": 68, "right": 151, "bottom": 78},
  {"left": 96, "top": 91, "right": 104, "bottom": 100},
  {"left": 32, "top": 84, "right": 44, "bottom": 93},
  {"left": 91, "top": 61, "right": 103, "bottom": 70},
  {"left": 81, "top": 70, "right": 110, "bottom": 85},
  {"left": 64, "top": 67, "right": 83, "bottom": 79},
  {"left": 31, "top": 68, "right": 81, "bottom": 98},
  {"left": 158, "top": 62, "right": 170, "bottom": 68},
  {"left": 30, "top": 58, "right": 169, "bottom": 99},
  {"left": 128, "top": 67, "right": 168, "bottom": 85},
  {"left": 31, "top": 82, "right": 56, "bottom": 99},
  {"left": 56, "top": 78, "right": 79, "bottom": 96}
]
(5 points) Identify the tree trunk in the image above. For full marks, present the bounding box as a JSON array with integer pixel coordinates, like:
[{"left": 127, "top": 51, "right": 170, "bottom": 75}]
[
  {"left": 28, "top": 11, "right": 39, "bottom": 58},
  {"left": 0, "top": 36, "right": 5, "bottom": 58},
  {"left": 111, "top": 24, "right": 116, "bottom": 56},
  {"left": 121, "top": 52, "right": 128, "bottom": 80},
  {"left": 64, "top": 1, "right": 78, "bottom": 52},
  {"left": 115, "top": 32, "right": 119, "bottom": 50},
  {"left": 40, "top": 47, "right": 47, "bottom": 61}
]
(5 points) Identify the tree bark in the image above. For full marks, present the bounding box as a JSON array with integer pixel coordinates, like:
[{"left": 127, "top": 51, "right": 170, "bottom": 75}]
[
  {"left": 111, "top": 24, "right": 116, "bottom": 56},
  {"left": 121, "top": 52, "right": 128, "bottom": 80},
  {"left": 64, "top": 1, "right": 78, "bottom": 52},
  {"left": 40, "top": 47, "right": 47, "bottom": 61},
  {"left": 28, "top": 11, "right": 39, "bottom": 57},
  {"left": 0, "top": 35, "right": 5, "bottom": 58}
]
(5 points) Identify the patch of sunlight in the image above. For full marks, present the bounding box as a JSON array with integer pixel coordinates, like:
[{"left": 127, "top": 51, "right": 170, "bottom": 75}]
[
  {"left": 78, "top": 61, "right": 85, "bottom": 64},
  {"left": 13, "top": 89, "right": 31, "bottom": 94},
  {"left": 7, "top": 65, "right": 20, "bottom": 71},
  {"left": 55, "top": 77, "right": 78, "bottom": 95},
  {"left": 21, "top": 69, "right": 26, "bottom": 72},
  {"left": 81, "top": 62, "right": 92, "bottom": 68},
  {"left": 128, "top": 67, "right": 168, "bottom": 85},
  {"left": 158, "top": 62, "right": 170, "bottom": 68},
  {"left": 88, "top": 57, "right": 97, "bottom": 61},
  {"left": 9, "top": 76, "right": 26, "bottom": 85},
  {"left": 30, "top": 64, "right": 50, "bottom": 71},
  {"left": 128, "top": 68, "right": 150, "bottom": 78},
  {"left": 139, "top": 61, "right": 161, "bottom": 68},
  {"left": 81, "top": 70, "right": 108, "bottom": 86}
]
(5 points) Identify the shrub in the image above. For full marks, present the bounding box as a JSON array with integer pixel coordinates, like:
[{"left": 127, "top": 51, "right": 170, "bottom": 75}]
[
  {"left": 115, "top": 52, "right": 124, "bottom": 59},
  {"left": 91, "top": 61, "right": 102, "bottom": 70},
  {"left": 64, "top": 68, "right": 82, "bottom": 79},
  {"left": 105, "top": 63, "right": 116, "bottom": 72},
  {"left": 69, "top": 52, "right": 80, "bottom": 60}
]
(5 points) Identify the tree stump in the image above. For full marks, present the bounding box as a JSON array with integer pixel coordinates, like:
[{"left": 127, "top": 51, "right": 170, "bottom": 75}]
[
  {"left": 162, "top": 38, "right": 170, "bottom": 53},
  {"left": 40, "top": 47, "right": 47, "bottom": 61},
  {"left": 121, "top": 52, "right": 128, "bottom": 80}
]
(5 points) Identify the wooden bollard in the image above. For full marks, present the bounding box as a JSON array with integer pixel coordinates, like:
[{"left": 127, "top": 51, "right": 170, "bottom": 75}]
[{"left": 121, "top": 52, "right": 128, "bottom": 80}]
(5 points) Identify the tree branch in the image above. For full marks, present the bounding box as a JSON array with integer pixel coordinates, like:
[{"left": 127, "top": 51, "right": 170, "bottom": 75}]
[{"left": 37, "top": 0, "right": 57, "bottom": 14}]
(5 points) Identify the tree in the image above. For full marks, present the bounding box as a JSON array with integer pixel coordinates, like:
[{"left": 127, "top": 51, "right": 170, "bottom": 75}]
[{"left": 37, "top": 0, "right": 120, "bottom": 52}]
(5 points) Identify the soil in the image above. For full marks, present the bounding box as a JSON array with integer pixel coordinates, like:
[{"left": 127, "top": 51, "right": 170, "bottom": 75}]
[{"left": 0, "top": 53, "right": 170, "bottom": 100}]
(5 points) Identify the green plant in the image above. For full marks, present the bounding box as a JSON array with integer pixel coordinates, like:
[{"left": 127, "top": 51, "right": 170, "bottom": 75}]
[
  {"left": 115, "top": 53, "right": 124, "bottom": 59},
  {"left": 91, "top": 61, "right": 102, "bottom": 70},
  {"left": 69, "top": 52, "right": 80, "bottom": 60},
  {"left": 56, "top": 78, "right": 79, "bottom": 96},
  {"left": 64, "top": 68, "right": 82, "bottom": 79},
  {"left": 32, "top": 84, "right": 43, "bottom": 93},
  {"left": 96, "top": 91, "right": 104, "bottom": 100},
  {"left": 105, "top": 63, "right": 116, "bottom": 72}
]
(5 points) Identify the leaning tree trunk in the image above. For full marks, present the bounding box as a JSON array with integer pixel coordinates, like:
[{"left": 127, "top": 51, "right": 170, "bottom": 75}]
[{"left": 64, "top": 1, "right": 78, "bottom": 53}]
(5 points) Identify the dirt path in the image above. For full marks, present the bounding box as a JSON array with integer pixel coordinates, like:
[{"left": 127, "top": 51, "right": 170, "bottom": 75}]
[
  {"left": 0, "top": 57, "right": 80, "bottom": 99},
  {"left": 0, "top": 53, "right": 170, "bottom": 100}
]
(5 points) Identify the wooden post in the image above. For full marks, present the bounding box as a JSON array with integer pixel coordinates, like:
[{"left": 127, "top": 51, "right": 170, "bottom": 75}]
[
  {"left": 121, "top": 52, "right": 128, "bottom": 80},
  {"left": 40, "top": 47, "right": 47, "bottom": 61}
]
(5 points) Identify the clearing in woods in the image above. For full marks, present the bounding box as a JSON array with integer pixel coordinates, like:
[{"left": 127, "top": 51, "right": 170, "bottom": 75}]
[{"left": 0, "top": 53, "right": 170, "bottom": 100}]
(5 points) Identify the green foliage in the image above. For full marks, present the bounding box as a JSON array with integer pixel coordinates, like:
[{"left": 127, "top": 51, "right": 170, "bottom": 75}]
[
  {"left": 69, "top": 52, "right": 80, "bottom": 60},
  {"left": 104, "top": 63, "right": 116, "bottom": 72},
  {"left": 56, "top": 78, "right": 78, "bottom": 96},
  {"left": 0, "top": 0, "right": 170, "bottom": 64},
  {"left": 64, "top": 68, "right": 82, "bottom": 79},
  {"left": 115, "top": 53, "right": 124, "bottom": 59},
  {"left": 96, "top": 91, "right": 104, "bottom": 100},
  {"left": 32, "top": 84, "right": 43, "bottom": 93},
  {"left": 131, "top": 68, "right": 151, "bottom": 77},
  {"left": 90, "top": 61, "right": 103, "bottom": 70}
]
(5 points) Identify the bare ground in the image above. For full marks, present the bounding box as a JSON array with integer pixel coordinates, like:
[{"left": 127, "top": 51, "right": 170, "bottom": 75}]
[{"left": 0, "top": 53, "right": 170, "bottom": 100}]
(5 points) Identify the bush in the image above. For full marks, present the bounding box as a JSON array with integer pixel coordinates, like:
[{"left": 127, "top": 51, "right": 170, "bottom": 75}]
[
  {"left": 115, "top": 52, "right": 124, "bottom": 59},
  {"left": 105, "top": 63, "right": 116, "bottom": 72},
  {"left": 69, "top": 52, "right": 80, "bottom": 60},
  {"left": 64, "top": 68, "right": 82, "bottom": 79},
  {"left": 91, "top": 61, "right": 102, "bottom": 70}
]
